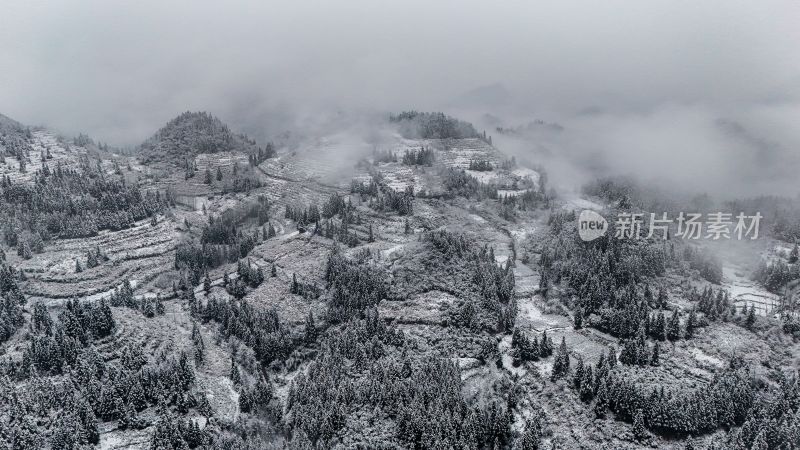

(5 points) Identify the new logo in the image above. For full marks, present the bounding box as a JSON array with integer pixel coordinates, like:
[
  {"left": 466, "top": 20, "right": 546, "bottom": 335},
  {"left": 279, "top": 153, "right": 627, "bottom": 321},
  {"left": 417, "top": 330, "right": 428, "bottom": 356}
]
[{"left": 578, "top": 210, "right": 608, "bottom": 241}]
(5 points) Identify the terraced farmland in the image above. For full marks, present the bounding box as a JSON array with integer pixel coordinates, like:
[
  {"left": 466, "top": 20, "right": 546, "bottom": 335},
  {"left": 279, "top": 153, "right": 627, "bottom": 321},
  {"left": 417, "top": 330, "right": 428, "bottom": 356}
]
[{"left": 12, "top": 217, "right": 178, "bottom": 302}]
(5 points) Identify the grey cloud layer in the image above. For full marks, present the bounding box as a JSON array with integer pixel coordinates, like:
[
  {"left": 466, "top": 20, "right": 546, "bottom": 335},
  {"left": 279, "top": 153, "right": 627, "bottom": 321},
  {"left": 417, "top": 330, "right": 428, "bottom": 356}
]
[{"left": 1, "top": 0, "right": 798, "bottom": 196}]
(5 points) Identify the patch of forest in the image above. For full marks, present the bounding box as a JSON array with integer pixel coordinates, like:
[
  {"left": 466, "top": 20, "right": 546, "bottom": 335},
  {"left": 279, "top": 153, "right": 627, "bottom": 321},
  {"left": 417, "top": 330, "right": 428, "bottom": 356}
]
[
  {"left": 390, "top": 111, "right": 481, "bottom": 140},
  {"left": 0, "top": 294, "right": 212, "bottom": 449},
  {"left": 390, "top": 230, "right": 517, "bottom": 332},
  {"left": 175, "top": 196, "right": 271, "bottom": 283},
  {"left": 0, "top": 162, "right": 168, "bottom": 258}
]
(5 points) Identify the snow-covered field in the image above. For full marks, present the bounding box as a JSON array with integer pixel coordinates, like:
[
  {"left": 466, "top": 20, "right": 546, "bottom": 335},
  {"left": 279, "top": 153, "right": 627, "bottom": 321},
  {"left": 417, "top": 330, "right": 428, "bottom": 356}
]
[
  {"left": 0, "top": 130, "right": 112, "bottom": 184},
  {"left": 723, "top": 265, "right": 780, "bottom": 316},
  {"left": 562, "top": 195, "right": 605, "bottom": 212}
]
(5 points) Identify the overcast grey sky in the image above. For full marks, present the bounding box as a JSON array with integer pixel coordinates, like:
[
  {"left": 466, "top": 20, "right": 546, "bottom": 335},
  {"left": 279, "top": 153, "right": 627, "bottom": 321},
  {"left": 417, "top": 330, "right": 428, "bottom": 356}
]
[{"left": 1, "top": 0, "right": 799, "bottom": 195}]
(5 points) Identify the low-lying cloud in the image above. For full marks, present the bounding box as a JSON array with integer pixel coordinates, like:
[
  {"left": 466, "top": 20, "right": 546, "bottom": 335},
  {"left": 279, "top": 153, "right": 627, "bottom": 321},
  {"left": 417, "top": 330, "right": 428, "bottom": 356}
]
[
  {"left": 1, "top": 0, "right": 798, "bottom": 197},
  {"left": 478, "top": 101, "right": 800, "bottom": 199}
]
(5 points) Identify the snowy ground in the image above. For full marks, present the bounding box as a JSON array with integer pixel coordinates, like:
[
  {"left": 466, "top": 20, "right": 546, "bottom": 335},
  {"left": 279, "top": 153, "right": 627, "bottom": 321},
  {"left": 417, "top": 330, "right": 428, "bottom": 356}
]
[
  {"left": 723, "top": 265, "right": 780, "bottom": 316},
  {"left": 0, "top": 131, "right": 115, "bottom": 184}
]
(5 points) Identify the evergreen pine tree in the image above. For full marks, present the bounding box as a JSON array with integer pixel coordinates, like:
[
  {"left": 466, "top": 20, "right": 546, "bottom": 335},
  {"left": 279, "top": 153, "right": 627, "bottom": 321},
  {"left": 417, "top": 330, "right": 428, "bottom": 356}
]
[
  {"left": 150, "top": 412, "right": 186, "bottom": 450},
  {"left": 539, "top": 269, "right": 549, "bottom": 298},
  {"left": 551, "top": 337, "right": 570, "bottom": 381},
  {"left": 77, "top": 397, "right": 100, "bottom": 444},
  {"left": 511, "top": 327, "right": 522, "bottom": 349},
  {"left": 573, "top": 307, "right": 583, "bottom": 329},
  {"left": 653, "top": 312, "right": 666, "bottom": 340},
  {"left": 184, "top": 421, "right": 204, "bottom": 447},
  {"left": 667, "top": 309, "right": 681, "bottom": 341},
  {"left": 192, "top": 321, "right": 205, "bottom": 366},
  {"left": 520, "top": 332, "right": 539, "bottom": 362},
  {"left": 573, "top": 355, "right": 584, "bottom": 390},
  {"left": 255, "top": 267, "right": 265, "bottom": 287},
  {"left": 518, "top": 416, "right": 543, "bottom": 450},
  {"left": 51, "top": 412, "right": 84, "bottom": 449},
  {"left": 229, "top": 279, "right": 247, "bottom": 299},
  {"left": 658, "top": 286, "right": 668, "bottom": 308},
  {"left": 594, "top": 379, "right": 609, "bottom": 418},
  {"left": 635, "top": 326, "right": 648, "bottom": 365},
  {"left": 230, "top": 359, "right": 241, "bottom": 385},
  {"left": 651, "top": 342, "right": 660, "bottom": 366},
  {"left": 203, "top": 273, "right": 211, "bottom": 293},
  {"left": 539, "top": 331, "right": 553, "bottom": 358},
  {"left": 129, "top": 379, "right": 147, "bottom": 411},
  {"left": 304, "top": 311, "right": 317, "bottom": 344},
  {"left": 579, "top": 366, "right": 594, "bottom": 401},
  {"left": 94, "top": 298, "right": 115, "bottom": 337},
  {"left": 118, "top": 402, "right": 137, "bottom": 430},
  {"left": 686, "top": 308, "right": 697, "bottom": 338},
  {"left": 142, "top": 298, "right": 155, "bottom": 317},
  {"left": 633, "top": 408, "right": 647, "bottom": 441},
  {"left": 746, "top": 304, "right": 757, "bottom": 330},
  {"left": 197, "top": 394, "right": 214, "bottom": 419},
  {"left": 87, "top": 249, "right": 98, "bottom": 268}
]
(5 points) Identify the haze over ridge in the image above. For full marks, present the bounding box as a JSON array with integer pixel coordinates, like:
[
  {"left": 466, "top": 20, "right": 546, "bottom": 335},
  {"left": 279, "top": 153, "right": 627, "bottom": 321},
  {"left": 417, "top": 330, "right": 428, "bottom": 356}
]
[{"left": 1, "top": 0, "right": 799, "bottom": 196}]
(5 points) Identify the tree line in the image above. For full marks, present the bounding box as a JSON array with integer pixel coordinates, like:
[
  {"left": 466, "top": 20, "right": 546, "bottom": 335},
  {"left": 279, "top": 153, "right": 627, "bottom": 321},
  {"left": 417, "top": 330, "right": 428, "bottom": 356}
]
[
  {"left": 0, "top": 260, "right": 25, "bottom": 344},
  {"left": 390, "top": 111, "right": 481, "bottom": 140},
  {"left": 1, "top": 162, "right": 167, "bottom": 258},
  {"left": 351, "top": 176, "right": 414, "bottom": 216}
]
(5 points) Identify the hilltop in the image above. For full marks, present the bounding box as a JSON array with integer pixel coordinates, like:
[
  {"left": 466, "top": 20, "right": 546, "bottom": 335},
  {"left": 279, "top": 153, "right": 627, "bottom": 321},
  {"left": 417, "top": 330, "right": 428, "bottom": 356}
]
[
  {"left": 0, "top": 113, "right": 26, "bottom": 134},
  {"left": 138, "top": 111, "right": 260, "bottom": 164},
  {"left": 390, "top": 111, "right": 483, "bottom": 140}
]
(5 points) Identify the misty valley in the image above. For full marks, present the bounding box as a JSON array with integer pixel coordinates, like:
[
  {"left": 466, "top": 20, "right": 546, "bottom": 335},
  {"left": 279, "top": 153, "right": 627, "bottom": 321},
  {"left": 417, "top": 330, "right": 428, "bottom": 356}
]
[
  {"left": 0, "top": 108, "right": 798, "bottom": 450},
  {"left": 1, "top": 2, "right": 799, "bottom": 448}
]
